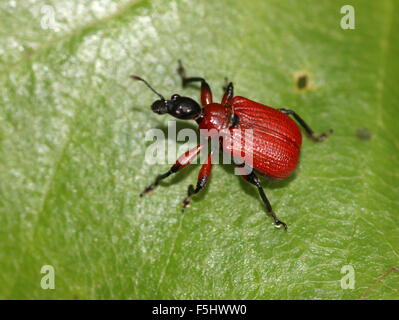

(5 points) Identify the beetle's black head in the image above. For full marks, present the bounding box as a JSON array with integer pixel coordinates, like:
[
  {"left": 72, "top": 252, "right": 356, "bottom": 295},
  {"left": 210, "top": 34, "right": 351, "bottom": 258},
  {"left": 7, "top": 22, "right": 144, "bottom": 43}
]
[
  {"left": 132, "top": 75, "right": 202, "bottom": 120},
  {"left": 166, "top": 94, "right": 201, "bottom": 119},
  {"left": 151, "top": 99, "right": 168, "bottom": 114}
]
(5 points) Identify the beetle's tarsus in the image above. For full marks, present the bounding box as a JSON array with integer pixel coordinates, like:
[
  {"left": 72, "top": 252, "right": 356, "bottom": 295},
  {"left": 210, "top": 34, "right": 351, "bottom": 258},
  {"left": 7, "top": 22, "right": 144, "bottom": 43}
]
[
  {"left": 274, "top": 219, "right": 288, "bottom": 231},
  {"left": 140, "top": 184, "right": 157, "bottom": 197},
  {"left": 181, "top": 200, "right": 191, "bottom": 212},
  {"left": 177, "top": 60, "right": 187, "bottom": 88},
  {"left": 181, "top": 184, "right": 195, "bottom": 211},
  {"left": 269, "top": 210, "right": 287, "bottom": 230},
  {"left": 311, "top": 128, "right": 333, "bottom": 142},
  {"left": 182, "top": 197, "right": 192, "bottom": 212}
]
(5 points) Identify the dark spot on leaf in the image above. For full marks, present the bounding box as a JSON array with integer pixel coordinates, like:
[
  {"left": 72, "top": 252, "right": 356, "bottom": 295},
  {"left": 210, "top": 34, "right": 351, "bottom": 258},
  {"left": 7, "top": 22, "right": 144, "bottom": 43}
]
[
  {"left": 294, "top": 72, "right": 311, "bottom": 91},
  {"left": 297, "top": 75, "right": 308, "bottom": 89},
  {"left": 356, "top": 128, "right": 372, "bottom": 141}
]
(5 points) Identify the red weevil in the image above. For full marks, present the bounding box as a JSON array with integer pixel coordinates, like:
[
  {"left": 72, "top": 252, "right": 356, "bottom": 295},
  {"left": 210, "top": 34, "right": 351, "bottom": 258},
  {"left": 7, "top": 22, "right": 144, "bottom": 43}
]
[{"left": 132, "top": 61, "right": 332, "bottom": 230}]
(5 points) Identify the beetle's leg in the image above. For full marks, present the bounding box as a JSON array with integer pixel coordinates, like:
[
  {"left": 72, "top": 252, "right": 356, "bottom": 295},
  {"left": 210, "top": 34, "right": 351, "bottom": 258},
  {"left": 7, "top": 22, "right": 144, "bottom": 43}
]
[
  {"left": 239, "top": 169, "right": 287, "bottom": 230},
  {"left": 222, "top": 77, "right": 229, "bottom": 92},
  {"left": 177, "top": 60, "right": 212, "bottom": 106},
  {"left": 140, "top": 144, "right": 203, "bottom": 197},
  {"left": 182, "top": 152, "right": 213, "bottom": 211},
  {"left": 222, "top": 82, "right": 238, "bottom": 128},
  {"left": 221, "top": 81, "right": 234, "bottom": 106},
  {"left": 278, "top": 108, "right": 333, "bottom": 142}
]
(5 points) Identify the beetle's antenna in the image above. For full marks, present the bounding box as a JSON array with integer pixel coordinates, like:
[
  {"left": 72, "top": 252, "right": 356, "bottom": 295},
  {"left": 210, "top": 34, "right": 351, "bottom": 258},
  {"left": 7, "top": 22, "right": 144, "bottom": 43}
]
[{"left": 130, "top": 75, "right": 165, "bottom": 100}]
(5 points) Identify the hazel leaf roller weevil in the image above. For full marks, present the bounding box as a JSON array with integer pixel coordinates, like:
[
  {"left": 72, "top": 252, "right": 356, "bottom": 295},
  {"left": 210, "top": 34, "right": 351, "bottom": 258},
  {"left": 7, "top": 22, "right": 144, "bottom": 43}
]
[{"left": 131, "top": 61, "right": 332, "bottom": 230}]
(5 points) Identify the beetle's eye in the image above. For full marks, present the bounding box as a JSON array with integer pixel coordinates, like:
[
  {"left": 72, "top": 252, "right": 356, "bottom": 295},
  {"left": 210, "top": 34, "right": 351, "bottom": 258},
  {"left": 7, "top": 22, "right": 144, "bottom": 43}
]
[{"left": 171, "top": 94, "right": 180, "bottom": 100}]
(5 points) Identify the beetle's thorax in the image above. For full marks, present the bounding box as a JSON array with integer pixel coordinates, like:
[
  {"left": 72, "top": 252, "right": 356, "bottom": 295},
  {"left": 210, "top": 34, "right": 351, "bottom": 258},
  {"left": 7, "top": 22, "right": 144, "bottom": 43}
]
[{"left": 197, "top": 103, "right": 230, "bottom": 135}]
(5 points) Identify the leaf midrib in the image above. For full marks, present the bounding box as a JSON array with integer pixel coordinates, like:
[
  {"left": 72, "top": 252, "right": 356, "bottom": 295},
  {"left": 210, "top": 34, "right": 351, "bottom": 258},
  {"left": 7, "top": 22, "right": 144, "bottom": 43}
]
[{"left": 0, "top": 0, "right": 146, "bottom": 75}]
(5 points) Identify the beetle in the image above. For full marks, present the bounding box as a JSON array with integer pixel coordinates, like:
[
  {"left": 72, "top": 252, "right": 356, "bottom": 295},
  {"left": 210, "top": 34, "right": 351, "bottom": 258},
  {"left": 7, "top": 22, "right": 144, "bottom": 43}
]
[{"left": 132, "top": 61, "right": 332, "bottom": 230}]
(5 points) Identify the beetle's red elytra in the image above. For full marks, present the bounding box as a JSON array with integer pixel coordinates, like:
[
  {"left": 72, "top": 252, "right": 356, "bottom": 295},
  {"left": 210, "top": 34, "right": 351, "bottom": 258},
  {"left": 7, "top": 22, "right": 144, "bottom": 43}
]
[{"left": 132, "top": 61, "right": 332, "bottom": 230}]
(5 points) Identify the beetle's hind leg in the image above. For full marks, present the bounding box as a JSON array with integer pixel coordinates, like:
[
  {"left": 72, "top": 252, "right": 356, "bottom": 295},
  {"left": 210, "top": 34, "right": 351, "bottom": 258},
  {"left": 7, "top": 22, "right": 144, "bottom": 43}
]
[
  {"left": 240, "top": 169, "right": 287, "bottom": 230},
  {"left": 278, "top": 108, "right": 333, "bottom": 142}
]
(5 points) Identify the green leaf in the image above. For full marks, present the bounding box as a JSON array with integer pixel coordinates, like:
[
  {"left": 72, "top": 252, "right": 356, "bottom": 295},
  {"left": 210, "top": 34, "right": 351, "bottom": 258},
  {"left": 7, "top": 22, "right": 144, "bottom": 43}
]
[{"left": 1, "top": 0, "right": 398, "bottom": 299}]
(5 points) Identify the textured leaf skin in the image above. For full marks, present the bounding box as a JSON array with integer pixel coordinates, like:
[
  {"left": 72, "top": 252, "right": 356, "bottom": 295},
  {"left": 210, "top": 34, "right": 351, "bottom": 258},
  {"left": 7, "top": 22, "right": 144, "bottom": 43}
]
[{"left": 0, "top": 0, "right": 398, "bottom": 299}]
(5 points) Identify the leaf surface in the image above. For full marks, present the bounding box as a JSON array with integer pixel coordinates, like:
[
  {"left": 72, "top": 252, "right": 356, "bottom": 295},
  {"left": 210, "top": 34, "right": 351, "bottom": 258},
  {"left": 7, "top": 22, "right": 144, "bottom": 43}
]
[{"left": 0, "top": 0, "right": 398, "bottom": 299}]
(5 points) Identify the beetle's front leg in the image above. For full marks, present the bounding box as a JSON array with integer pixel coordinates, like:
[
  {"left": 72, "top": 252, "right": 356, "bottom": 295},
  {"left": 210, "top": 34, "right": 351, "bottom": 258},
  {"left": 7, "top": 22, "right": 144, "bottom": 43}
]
[
  {"left": 278, "top": 108, "right": 333, "bottom": 142},
  {"left": 140, "top": 144, "right": 204, "bottom": 196},
  {"left": 177, "top": 60, "right": 213, "bottom": 106},
  {"left": 182, "top": 152, "right": 213, "bottom": 211}
]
